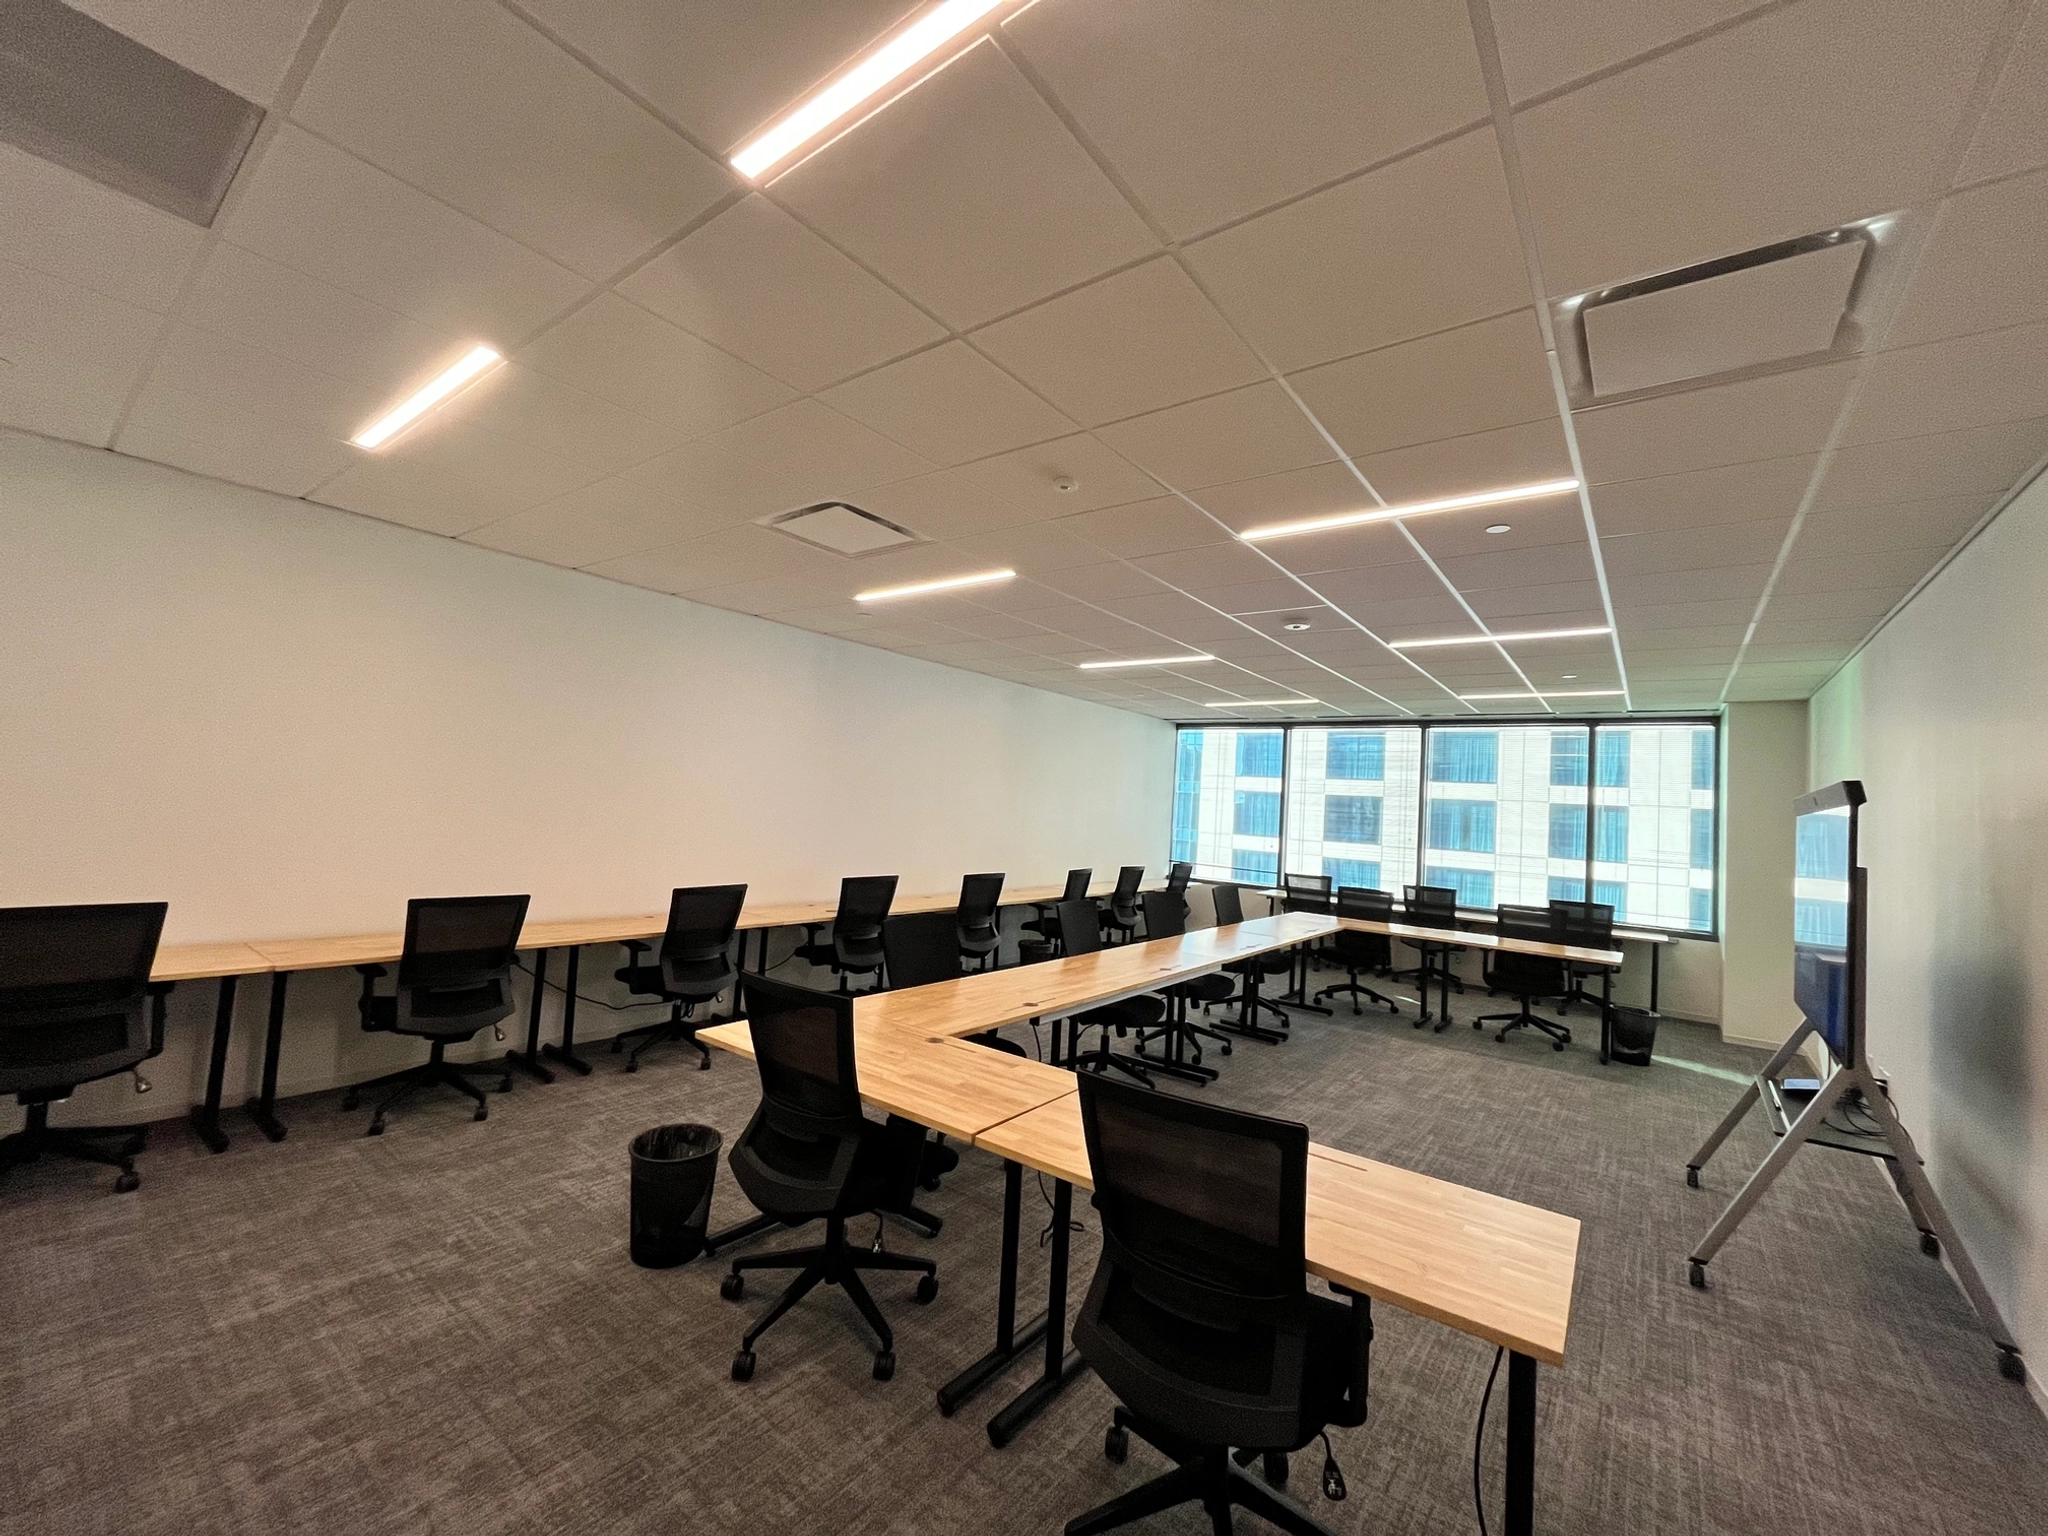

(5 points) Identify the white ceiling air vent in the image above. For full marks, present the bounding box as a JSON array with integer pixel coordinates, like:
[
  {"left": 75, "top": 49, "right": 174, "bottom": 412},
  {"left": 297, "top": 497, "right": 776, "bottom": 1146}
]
[
  {"left": 0, "top": 0, "right": 265, "bottom": 226},
  {"left": 1575, "top": 235, "right": 1869, "bottom": 400},
  {"left": 763, "top": 502, "right": 920, "bottom": 556}
]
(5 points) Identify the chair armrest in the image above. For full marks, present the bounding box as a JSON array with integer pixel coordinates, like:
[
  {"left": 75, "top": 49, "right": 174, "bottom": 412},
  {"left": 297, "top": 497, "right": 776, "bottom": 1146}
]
[
  {"left": 621, "top": 939, "right": 651, "bottom": 960},
  {"left": 353, "top": 963, "right": 388, "bottom": 979},
  {"left": 144, "top": 982, "right": 174, "bottom": 1062},
  {"left": 1328, "top": 1286, "right": 1372, "bottom": 1428}
]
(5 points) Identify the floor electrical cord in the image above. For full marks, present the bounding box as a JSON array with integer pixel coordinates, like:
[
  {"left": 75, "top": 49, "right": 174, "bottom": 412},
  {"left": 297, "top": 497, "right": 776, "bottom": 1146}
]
[
  {"left": 1474, "top": 1346, "right": 1504, "bottom": 1536},
  {"left": 512, "top": 956, "right": 683, "bottom": 1014}
]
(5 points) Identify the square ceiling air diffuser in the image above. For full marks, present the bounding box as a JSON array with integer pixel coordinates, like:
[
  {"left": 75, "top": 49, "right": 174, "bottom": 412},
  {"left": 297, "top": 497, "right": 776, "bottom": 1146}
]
[{"left": 763, "top": 502, "right": 920, "bottom": 556}]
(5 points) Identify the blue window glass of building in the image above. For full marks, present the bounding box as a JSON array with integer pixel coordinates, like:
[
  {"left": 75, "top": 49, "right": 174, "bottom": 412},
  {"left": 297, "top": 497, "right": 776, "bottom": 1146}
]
[
  {"left": 1550, "top": 731, "right": 1588, "bottom": 787},
  {"left": 1548, "top": 876, "right": 1586, "bottom": 902},
  {"left": 1594, "top": 880, "right": 1627, "bottom": 919},
  {"left": 1424, "top": 866, "right": 1494, "bottom": 909},
  {"left": 1233, "top": 789, "right": 1281, "bottom": 838},
  {"left": 1428, "top": 799, "right": 1496, "bottom": 852},
  {"left": 1324, "top": 794, "right": 1382, "bottom": 845},
  {"left": 1233, "top": 851, "right": 1279, "bottom": 886},
  {"left": 1326, "top": 731, "right": 1385, "bottom": 781},
  {"left": 1797, "top": 812, "right": 1850, "bottom": 879},
  {"left": 1171, "top": 731, "right": 1203, "bottom": 862},
  {"left": 1595, "top": 729, "right": 1630, "bottom": 788},
  {"left": 1690, "top": 888, "right": 1712, "bottom": 930},
  {"left": 1548, "top": 803, "right": 1587, "bottom": 860},
  {"left": 1795, "top": 895, "right": 1847, "bottom": 946},
  {"left": 1323, "top": 857, "right": 1381, "bottom": 891},
  {"left": 1691, "top": 808, "right": 1714, "bottom": 870},
  {"left": 1429, "top": 731, "right": 1498, "bottom": 784},
  {"left": 1595, "top": 805, "right": 1629, "bottom": 863},
  {"left": 1235, "top": 731, "right": 1283, "bottom": 778},
  {"left": 1691, "top": 728, "right": 1715, "bottom": 791}
]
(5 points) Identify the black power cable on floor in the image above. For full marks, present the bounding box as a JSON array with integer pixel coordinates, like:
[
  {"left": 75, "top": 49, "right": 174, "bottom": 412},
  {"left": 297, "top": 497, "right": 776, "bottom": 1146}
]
[
  {"left": 1474, "top": 1346, "right": 1504, "bottom": 1536},
  {"left": 511, "top": 955, "right": 675, "bottom": 1014}
]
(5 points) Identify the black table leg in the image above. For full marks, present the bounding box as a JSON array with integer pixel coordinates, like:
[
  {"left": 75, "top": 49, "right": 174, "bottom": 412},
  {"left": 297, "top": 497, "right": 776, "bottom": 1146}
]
[
  {"left": 1275, "top": 944, "right": 1332, "bottom": 1016},
  {"left": 508, "top": 948, "right": 556, "bottom": 1083},
  {"left": 986, "top": 1178, "right": 1087, "bottom": 1447},
  {"left": 1413, "top": 947, "right": 1435, "bottom": 1027},
  {"left": 1505, "top": 1351, "right": 1537, "bottom": 1536},
  {"left": 249, "top": 971, "right": 291, "bottom": 1142},
  {"left": 1648, "top": 942, "right": 1662, "bottom": 1016},
  {"left": 938, "top": 1160, "right": 1049, "bottom": 1416},
  {"left": 188, "top": 975, "right": 236, "bottom": 1153},
  {"left": 1600, "top": 967, "right": 1614, "bottom": 1064},
  {"left": 542, "top": 945, "right": 592, "bottom": 1074}
]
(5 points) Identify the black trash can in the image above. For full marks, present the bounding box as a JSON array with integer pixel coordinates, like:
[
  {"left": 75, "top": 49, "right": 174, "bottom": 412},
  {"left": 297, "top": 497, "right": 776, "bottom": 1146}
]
[
  {"left": 1607, "top": 1006, "right": 1659, "bottom": 1066},
  {"left": 629, "top": 1123, "right": 721, "bottom": 1268},
  {"left": 1017, "top": 936, "right": 1055, "bottom": 966}
]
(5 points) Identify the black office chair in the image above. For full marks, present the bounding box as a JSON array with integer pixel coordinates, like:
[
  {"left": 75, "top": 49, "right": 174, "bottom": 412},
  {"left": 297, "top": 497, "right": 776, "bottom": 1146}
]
[
  {"left": 1550, "top": 899, "right": 1617, "bottom": 1015},
  {"left": 1026, "top": 868, "right": 1093, "bottom": 953},
  {"left": 1393, "top": 884, "right": 1467, "bottom": 1022},
  {"left": 1098, "top": 865, "right": 1145, "bottom": 943},
  {"left": 1315, "top": 887, "right": 1402, "bottom": 1016},
  {"left": 612, "top": 884, "right": 746, "bottom": 1072},
  {"left": 1068, "top": 1072, "right": 1370, "bottom": 1536},
  {"left": 718, "top": 973, "right": 937, "bottom": 1383},
  {"left": 0, "top": 902, "right": 170, "bottom": 1194},
  {"left": 794, "top": 875, "right": 898, "bottom": 992},
  {"left": 1476, "top": 905, "right": 1572, "bottom": 1051},
  {"left": 1057, "top": 900, "right": 1166, "bottom": 1085},
  {"left": 957, "top": 871, "right": 1005, "bottom": 971},
  {"left": 1165, "top": 862, "right": 1194, "bottom": 901},
  {"left": 1211, "top": 884, "right": 1293, "bottom": 1044},
  {"left": 347, "top": 895, "right": 525, "bottom": 1135},
  {"left": 1130, "top": 891, "right": 1233, "bottom": 1081}
]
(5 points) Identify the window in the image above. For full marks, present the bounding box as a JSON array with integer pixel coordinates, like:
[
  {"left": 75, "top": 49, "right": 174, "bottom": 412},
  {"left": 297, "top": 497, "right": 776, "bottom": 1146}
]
[
  {"left": 1548, "top": 803, "right": 1587, "bottom": 860},
  {"left": 1691, "top": 808, "right": 1714, "bottom": 870},
  {"left": 1549, "top": 876, "right": 1586, "bottom": 901},
  {"left": 1234, "top": 789, "right": 1281, "bottom": 838},
  {"left": 1595, "top": 806, "right": 1629, "bottom": 864},
  {"left": 1172, "top": 731, "right": 1203, "bottom": 863},
  {"left": 1795, "top": 896, "right": 1846, "bottom": 946},
  {"left": 1233, "top": 850, "right": 1279, "bottom": 886},
  {"left": 1323, "top": 857, "right": 1381, "bottom": 891},
  {"left": 1326, "top": 731, "right": 1384, "bottom": 781},
  {"left": 1430, "top": 730, "right": 1498, "bottom": 783},
  {"left": 1797, "top": 812, "right": 1850, "bottom": 878},
  {"left": 1429, "top": 799, "right": 1496, "bottom": 853},
  {"left": 1425, "top": 866, "right": 1494, "bottom": 909},
  {"left": 1594, "top": 880, "right": 1627, "bottom": 919},
  {"left": 1324, "top": 794, "right": 1382, "bottom": 845},
  {"left": 1691, "top": 728, "right": 1715, "bottom": 791},
  {"left": 1550, "top": 731, "right": 1587, "bottom": 787},
  {"left": 1236, "top": 731, "right": 1283, "bottom": 778},
  {"left": 1595, "top": 729, "right": 1630, "bottom": 788},
  {"left": 1689, "top": 888, "right": 1712, "bottom": 930}
]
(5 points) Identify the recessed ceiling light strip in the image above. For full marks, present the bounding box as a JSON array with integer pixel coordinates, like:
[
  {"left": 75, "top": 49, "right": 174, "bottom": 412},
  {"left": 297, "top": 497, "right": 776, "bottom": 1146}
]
[
  {"left": 1077, "top": 654, "right": 1216, "bottom": 671},
  {"left": 1237, "top": 478, "right": 1580, "bottom": 543},
  {"left": 1458, "top": 689, "right": 1626, "bottom": 701},
  {"left": 855, "top": 569, "right": 1014, "bottom": 602},
  {"left": 1390, "top": 625, "right": 1613, "bottom": 651},
  {"left": 351, "top": 345, "right": 502, "bottom": 450},
  {"left": 1203, "top": 697, "right": 1320, "bottom": 708}
]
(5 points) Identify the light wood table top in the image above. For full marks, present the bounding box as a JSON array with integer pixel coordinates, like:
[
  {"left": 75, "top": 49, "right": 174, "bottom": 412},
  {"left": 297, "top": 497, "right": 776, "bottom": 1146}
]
[
  {"left": 151, "top": 941, "right": 275, "bottom": 982},
  {"left": 972, "top": 1096, "right": 1579, "bottom": 1365},
  {"left": 1339, "top": 917, "right": 1622, "bottom": 968}
]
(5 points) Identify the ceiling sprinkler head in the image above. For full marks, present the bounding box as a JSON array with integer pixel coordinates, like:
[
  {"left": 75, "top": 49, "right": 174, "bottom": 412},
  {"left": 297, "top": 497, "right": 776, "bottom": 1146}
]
[{"left": 1052, "top": 476, "right": 1078, "bottom": 494}]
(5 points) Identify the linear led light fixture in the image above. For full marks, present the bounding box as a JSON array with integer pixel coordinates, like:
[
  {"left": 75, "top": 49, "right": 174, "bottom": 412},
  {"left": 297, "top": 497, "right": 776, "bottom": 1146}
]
[
  {"left": 1205, "top": 697, "right": 1320, "bottom": 708},
  {"left": 1077, "top": 654, "right": 1216, "bottom": 670},
  {"left": 351, "top": 345, "right": 502, "bottom": 449},
  {"left": 1238, "top": 478, "right": 1580, "bottom": 543},
  {"left": 1390, "top": 625, "right": 1613, "bottom": 651},
  {"left": 855, "top": 568, "right": 1014, "bottom": 602},
  {"left": 730, "top": 0, "right": 1009, "bottom": 180},
  {"left": 1458, "top": 689, "right": 1627, "bottom": 701}
]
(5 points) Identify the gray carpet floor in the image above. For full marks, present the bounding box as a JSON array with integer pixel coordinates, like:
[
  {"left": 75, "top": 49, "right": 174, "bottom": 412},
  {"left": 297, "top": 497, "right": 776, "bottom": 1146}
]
[{"left": 4, "top": 967, "right": 2045, "bottom": 1536}]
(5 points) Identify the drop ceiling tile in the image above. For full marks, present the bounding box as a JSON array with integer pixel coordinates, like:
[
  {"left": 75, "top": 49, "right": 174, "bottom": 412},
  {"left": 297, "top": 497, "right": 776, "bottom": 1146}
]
[
  {"left": 1588, "top": 454, "right": 1817, "bottom": 537},
  {"left": 461, "top": 475, "right": 737, "bottom": 569},
  {"left": 693, "top": 572, "right": 863, "bottom": 615},
  {"left": 1748, "top": 616, "right": 1880, "bottom": 646},
  {"left": 1096, "top": 381, "right": 1335, "bottom": 491},
  {"left": 1842, "top": 322, "right": 2048, "bottom": 446},
  {"left": 0, "top": 142, "right": 203, "bottom": 312},
  {"left": 1342, "top": 593, "right": 1478, "bottom": 633},
  {"left": 66, "top": 0, "right": 324, "bottom": 103},
  {"left": 1230, "top": 605, "right": 1350, "bottom": 642},
  {"left": 1889, "top": 171, "right": 2048, "bottom": 348},
  {"left": 315, "top": 452, "right": 522, "bottom": 536},
  {"left": 1435, "top": 542, "right": 1597, "bottom": 592},
  {"left": 436, "top": 364, "right": 682, "bottom": 475},
  {"left": 615, "top": 432, "right": 818, "bottom": 524},
  {"left": 1308, "top": 557, "right": 1437, "bottom": 607},
  {"left": 713, "top": 398, "right": 933, "bottom": 496},
  {"left": 361, "top": 414, "right": 599, "bottom": 524},
  {"left": 1199, "top": 577, "right": 1333, "bottom": 617},
  {"left": 1191, "top": 461, "right": 1369, "bottom": 535},
  {"left": 134, "top": 322, "right": 375, "bottom": 442},
  {"left": 856, "top": 466, "right": 1048, "bottom": 540},
  {"left": 1183, "top": 129, "right": 1527, "bottom": 373},
  {"left": 0, "top": 257, "right": 166, "bottom": 444},
  {"left": 1600, "top": 517, "right": 1792, "bottom": 577},
  {"left": 1288, "top": 310, "right": 1556, "bottom": 459},
  {"left": 1958, "top": 3, "right": 2048, "bottom": 183},
  {"left": 1623, "top": 625, "right": 1750, "bottom": 653},
  {"left": 1813, "top": 417, "right": 2048, "bottom": 509},
  {"left": 1741, "top": 641, "right": 1856, "bottom": 665},
  {"left": 1132, "top": 541, "right": 1278, "bottom": 594},
  {"left": 1574, "top": 362, "right": 1856, "bottom": 483},
  {"left": 941, "top": 608, "right": 1060, "bottom": 643},
  {"left": 1796, "top": 497, "right": 1993, "bottom": 557},
  {"left": 1104, "top": 593, "right": 1252, "bottom": 644},
  {"left": 1514, "top": 0, "right": 2007, "bottom": 294},
  {"left": 1259, "top": 521, "right": 1414, "bottom": 580},
  {"left": 295, "top": 0, "right": 728, "bottom": 282},
  {"left": 1044, "top": 562, "right": 1172, "bottom": 604},
  {"left": 222, "top": 124, "right": 589, "bottom": 342},
  {"left": 118, "top": 378, "right": 354, "bottom": 498},
  {"left": 1760, "top": 584, "right": 1912, "bottom": 620},
  {"left": 1464, "top": 581, "right": 1609, "bottom": 621},
  {"left": 1065, "top": 496, "right": 1232, "bottom": 561},
  {"left": 516, "top": 293, "right": 794, "bottom": 440},
  {"left": 586, "top": 522, "right": 847, "bottom": 596},
  {"left": 773, "top": 41, "right": 1158, "bottom": 330},
  {"left": 1773, "top": 547, "right": 1945, "bottom": 595},
  {"left": 946, "top": 521, "right": 1111, "bottom": 578},
  {"left": 1614, "top": 597, "right": 1758, "bottom": 630},
  {"left": 1490, "top": 0, "right": 1756, "bottom": 102},
  {"left": 820, "top": 342, "right": 1075, "bottom": 466},
  {"left": 958, "top": 432, "right": 1159, "bottom": 515},
  {"left": 618, "top": 195, "right": 943, "bottom": 391},
  {"left": 1008, "top": 0, "right": 1484, "bottom": 239},
  {"left": 1352, "top": 418, "right": 1574, "bottom": 504},
  {"left": 970, "top": 257, "right": 1265, "bottom": 427},
  {"left": 1404, "top": 498, "right": 1587, "bottom": 559}
]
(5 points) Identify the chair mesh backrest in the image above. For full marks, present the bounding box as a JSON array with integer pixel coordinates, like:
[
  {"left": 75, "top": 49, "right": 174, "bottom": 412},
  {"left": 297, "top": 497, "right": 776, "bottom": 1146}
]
[
  {"left": 1061, "top": 867, "right": 1093, "bottom": 901},
  {"left": 1140, "top": 890, "right": 1186, "bottom": 940},
  {"left": 1495, "top": 904, "right": 1568, "bottom": 992},
  {"left": 1056, "top": 899, "right": 1105, "bottom": 956},
  {"left": 1334, "top": 886, "right": 1393, "bottom": 965},
  {"left": 1079, "top": 1071, "right": 1307, "bottom": 1315},
  {"left": 1114, "top": 865, "right": 1144, "bottom": 897},
  {"left": 0, "top": 902, "right": 167, "bottom": 1017},
  {"left": 661, "top": 884, "right": 746, "bottom": 966},
  {"left": 1211, "top": 883, "right": 1245, "bottom": 926},
  {"left": 883, "top": 910, "right": 963, "bottom": 989},
  {"left": 1282, "top": 873, "right": 1333, "bottom": 914},
  {"left": 958, "top": 872, "right": 1004, "bottom": 932},
  {"left": 1404, "top": 884, "right": 1458, "bottom": 925},
  {"left": 1550, "top": 899, "right": 1615, "bottom": 950},
  {"left": 396, "top": 895, "right": 528, "bottom": 993},
  {"left": 834, "top": 875, "right": 897, "bottom": 942},
  {"left": 1165, "top": 862, "right": 1193, "bottom": 895},
  {"left": 741, "top": 973, "right": 863, "bottom": 1132}
]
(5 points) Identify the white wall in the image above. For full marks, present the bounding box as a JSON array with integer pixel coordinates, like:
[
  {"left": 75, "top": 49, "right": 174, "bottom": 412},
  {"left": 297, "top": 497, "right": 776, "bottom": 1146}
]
[
  {"left": 0, "top": 430, "right": 1172, "bottom": 1120},
  {"left": 1809, "top": 466, "right": 2048, "bottom": 1403},
  {"left": 1717, "top": 700, "right": 1807, "bottom": 1046}
]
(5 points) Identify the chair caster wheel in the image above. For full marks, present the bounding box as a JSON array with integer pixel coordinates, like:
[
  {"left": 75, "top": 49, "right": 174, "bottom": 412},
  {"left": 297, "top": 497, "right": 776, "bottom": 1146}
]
[
  {"left": 1688, "top": 1261, "right": 1707, "bottom": 1289},
  {"left": 624, "top": 1060, "right": 638, "bottom": 1074},
  {"left": 697, "top": 1055, "right": 711, "bottom": 1071},
  {"left": 473, "top": 1105, "right": 488, "bottom": 1122},
  {"left": 720, "top": 1272, "right": 744, "bottom": 1301},
  {"left": 497, "top": 1076, "right": 513, "bottom": 1093},
  {"left": 1999, "top": 1349, "right": 2026, "bottom": 1383},
  {"left": 1553, "top": 1040, "right": 1566, "bottom": 1052},
  {"left": 367, "top": 1120, "right": 385, "bottom": 1136},
  {"left": 113, "top": 1170, "right": 140, "bottom": 1193},
  {"left": 342, "top": 1092, "right": 360, "bottom": 1110},
  {"left": 1921, "top": 1232, "right": 1940, "bottom": 1257},
  {"left": 1686, "top": 1167, "right": 1700, "bottom": 1189},
  {"left": 1263, "top": 1452, "right": 1288, "bottom": 1488},
  {"left": 921, "top": 1177, "right": 942, "bottom": 1193},
  {"left": 731, "top": 1350, "right": 755, "bottom": 1382},
  {"left": 1495, "top": 1031, "right": 1509, "bottom": 1043},
  {"left": 872, "top": 1351, "right": 895, "bottom": 1382},
  {"left": 1220, "top": 1043, "right": 1232, "bottom": 1055},
  {"left": 915, "top": 1274, "right": 938, "bottom": 1304},
  {"left": 1104, "top": 1425, "right": 1128, "bottom": 1464}
]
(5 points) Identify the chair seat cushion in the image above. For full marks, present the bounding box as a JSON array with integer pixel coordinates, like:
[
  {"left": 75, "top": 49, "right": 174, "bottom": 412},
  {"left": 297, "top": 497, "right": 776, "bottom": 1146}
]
[{"left": 1168, "top": 974, "right": 1236, "bottom": 1004}]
